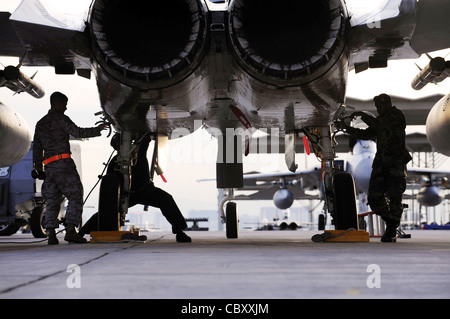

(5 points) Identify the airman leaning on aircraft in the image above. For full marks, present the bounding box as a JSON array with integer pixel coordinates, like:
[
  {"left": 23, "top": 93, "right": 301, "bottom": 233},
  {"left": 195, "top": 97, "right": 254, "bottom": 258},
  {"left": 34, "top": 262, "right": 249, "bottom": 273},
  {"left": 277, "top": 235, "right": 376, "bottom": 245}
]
[
  {"left": 343, "top": 94, "right": 412, "bottom": 242},
  {"left": 33, "top": 91, "right": 107, "bottom": 245}
]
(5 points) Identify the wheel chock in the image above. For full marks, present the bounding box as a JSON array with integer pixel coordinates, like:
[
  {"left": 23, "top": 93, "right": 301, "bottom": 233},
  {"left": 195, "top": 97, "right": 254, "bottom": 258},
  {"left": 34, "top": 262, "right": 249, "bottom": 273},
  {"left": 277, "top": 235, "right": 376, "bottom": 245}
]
[
  {"left": 358, "top": 211, "right": 384, "bottom": 237},
  {"left": 311, "top": 229, "right": 370, "bottom": 242},
  {"left": 90, "top": 230, "right": 143, "bottom": 243}
]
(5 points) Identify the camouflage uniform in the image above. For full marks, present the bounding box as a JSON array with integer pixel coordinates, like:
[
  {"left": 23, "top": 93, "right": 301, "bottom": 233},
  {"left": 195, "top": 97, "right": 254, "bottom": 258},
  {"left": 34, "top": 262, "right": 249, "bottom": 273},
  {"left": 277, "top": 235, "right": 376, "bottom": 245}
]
[
  {"left": 33, "top": 110, "right": 102, "bottom": 229},
  {"left": 346, "top": 106, "right": 412, "bottom": 222}
]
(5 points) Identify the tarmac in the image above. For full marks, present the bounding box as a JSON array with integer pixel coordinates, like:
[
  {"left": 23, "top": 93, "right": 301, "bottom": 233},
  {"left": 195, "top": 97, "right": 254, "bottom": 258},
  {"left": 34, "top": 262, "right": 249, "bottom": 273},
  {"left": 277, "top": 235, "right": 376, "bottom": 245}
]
[{"left": 0, "top": 229, "right": 449, "bottom": 302}]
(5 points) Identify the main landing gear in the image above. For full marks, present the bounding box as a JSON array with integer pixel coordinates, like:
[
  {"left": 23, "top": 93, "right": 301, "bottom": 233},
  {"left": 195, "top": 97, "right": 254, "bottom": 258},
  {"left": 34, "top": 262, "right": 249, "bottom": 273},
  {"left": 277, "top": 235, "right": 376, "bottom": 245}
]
[
  {"left": 216, "top": 134, "right": 243, "bottom": 239},
  {"left": 216, "top": 125, "right": 359, "bottom": 239},
  {"left": 98, "top": 173, "right": 122, "bottom": 231},
  {"left": 304, "top": 126, "right": 359, "bottom": 231},
  {"left": 219, "top": 189, "right": 239, "bottom": 239},
  {"left": 97, "top": 131, "right": 140, "bottom": 232},
  {"left": 97, "top": 131, "right": 167, "bottom": 232}
]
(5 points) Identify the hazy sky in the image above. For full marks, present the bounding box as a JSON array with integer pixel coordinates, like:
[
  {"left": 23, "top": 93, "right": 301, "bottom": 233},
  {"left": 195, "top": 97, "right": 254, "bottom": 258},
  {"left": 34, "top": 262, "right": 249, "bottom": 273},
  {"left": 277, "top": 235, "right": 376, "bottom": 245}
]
[{"left": 1, "top": 0, "right": 449, "bottom": 229}]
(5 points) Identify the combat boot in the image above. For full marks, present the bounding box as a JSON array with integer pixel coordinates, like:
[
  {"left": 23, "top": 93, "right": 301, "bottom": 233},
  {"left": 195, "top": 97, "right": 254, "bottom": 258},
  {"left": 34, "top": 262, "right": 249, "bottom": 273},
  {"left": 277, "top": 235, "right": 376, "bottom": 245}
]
[
  {"left": 64, "top": 224, "right": 87, "bottom": 244},
  {"left": 176, "top": 231, "right": 192, "bottom": 243},
  {"left": 47, "top": 228, "right": 59, "bottom": 245},
  {"left": 381, "top": 218, "right": 399, "bottom": 243}
]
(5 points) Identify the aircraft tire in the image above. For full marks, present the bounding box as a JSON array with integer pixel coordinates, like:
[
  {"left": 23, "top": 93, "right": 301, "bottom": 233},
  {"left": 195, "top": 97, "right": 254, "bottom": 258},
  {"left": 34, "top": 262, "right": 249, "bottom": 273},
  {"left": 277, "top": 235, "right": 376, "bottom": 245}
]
[
  {"left": 333, "top": 172, "right": 358, "bottom": 230},
  {"left": 318, "top": 214, "right": 326, "bottom": 230},
  {"left": 0, "top": 223, "right": 20, "bottom": 236},
  {"left": 226, "top": 202, "right": 238, "bottom": 239},
  {"left": 30, "top": 205, "right": 47, "bottom": 238},
  {"left": 98, "top": 174, "right": 121, "bottom": 231}
]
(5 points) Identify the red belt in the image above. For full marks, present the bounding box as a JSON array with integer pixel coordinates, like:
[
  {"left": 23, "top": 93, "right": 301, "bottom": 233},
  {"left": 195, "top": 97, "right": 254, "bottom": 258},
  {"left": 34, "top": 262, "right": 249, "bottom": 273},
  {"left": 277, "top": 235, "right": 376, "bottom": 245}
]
[{"left": 43, "top": 153, "right": 71, "bottom": 165}]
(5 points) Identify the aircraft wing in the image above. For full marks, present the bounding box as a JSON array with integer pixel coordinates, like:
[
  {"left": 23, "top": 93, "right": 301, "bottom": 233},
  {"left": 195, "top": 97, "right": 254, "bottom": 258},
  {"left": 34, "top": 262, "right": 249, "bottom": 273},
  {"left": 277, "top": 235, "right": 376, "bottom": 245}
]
[
  {"left": 243, "top": 168, "right": 322, "bottom": 188},
  {"left": 1, "top": 0, "right": 449, "bottom": 75},
  {"left": 0, "top": 12, "right": 24, "bottom": 58},
  {"left": 0, "top": 1, "right": 92, "bottom": 73},
  {"left": 407, "top": 167, "right": 450, "bottom": 181},
  {"left": 197, "top": 167, "right": 323, "bottom": 202},
  {"left": 239, "top": 167, "right": 323, "bottom": 200},
  {"left": 347, "top": 0, "right": 450, "bottom": 73},
  {"left": 267, "top": 131, "right": 434, "bottom": 156},
  {"left": 345, "top": 95, "right": 445, "bottom": 126},
  {"left": 1, "top": 0, "right": 449, "bottom": 97},
  {"left": 405, "top": 167, "right": 450, "bottom": 206}
]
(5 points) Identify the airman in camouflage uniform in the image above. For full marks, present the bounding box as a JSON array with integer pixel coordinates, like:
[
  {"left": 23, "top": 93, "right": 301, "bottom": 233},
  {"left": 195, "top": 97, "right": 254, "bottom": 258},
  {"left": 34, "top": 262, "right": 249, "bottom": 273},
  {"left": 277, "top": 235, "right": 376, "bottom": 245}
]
[
  {"left": 33, "top": 92, "right": 106, "bottom": 244},
  {"left": 344, "top": 94, "right": 412, "bottom": 242}
]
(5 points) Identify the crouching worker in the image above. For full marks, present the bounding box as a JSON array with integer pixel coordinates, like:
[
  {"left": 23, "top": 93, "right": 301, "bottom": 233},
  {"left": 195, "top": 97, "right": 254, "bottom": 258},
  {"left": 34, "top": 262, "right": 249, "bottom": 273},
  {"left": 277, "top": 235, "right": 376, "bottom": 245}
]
[{"left": 80, "top": 133, "right": 191, "bottom": 243}]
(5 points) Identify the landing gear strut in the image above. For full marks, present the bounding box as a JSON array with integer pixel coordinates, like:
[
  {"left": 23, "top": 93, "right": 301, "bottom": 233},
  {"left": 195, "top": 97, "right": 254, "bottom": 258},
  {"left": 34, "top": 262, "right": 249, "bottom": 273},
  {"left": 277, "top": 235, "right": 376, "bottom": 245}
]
[
  {"left": 311, "top": 126, "right": 359, "bottom": 230},
  {"left": 216, "top": 134, "right": 243, "bottom": 238},
  {"left": 97, "top": 130, "right": 135, "bottom": 231}
]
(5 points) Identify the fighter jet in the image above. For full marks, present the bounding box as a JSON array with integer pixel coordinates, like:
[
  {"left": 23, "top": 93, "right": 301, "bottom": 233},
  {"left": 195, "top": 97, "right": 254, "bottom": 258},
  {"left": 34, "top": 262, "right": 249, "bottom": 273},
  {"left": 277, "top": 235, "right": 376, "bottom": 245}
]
[{"left": 1, "top": 0, "right": 449, "bottom": 238}]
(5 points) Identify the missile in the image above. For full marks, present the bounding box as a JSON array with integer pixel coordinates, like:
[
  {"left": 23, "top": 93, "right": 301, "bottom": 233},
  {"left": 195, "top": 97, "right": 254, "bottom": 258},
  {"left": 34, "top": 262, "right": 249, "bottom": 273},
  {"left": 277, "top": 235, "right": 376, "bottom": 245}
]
[
  {"left": 426, "top": 93, "right": 450, "bottom": 156},
  {"left": 0, "top": 101, "right": 32, "bottom": 167},
  {"left": 417, "top": 185, "right": 444, "bottom": 207},
  {"left": 411, "top": 57, "right": 448, "bottom": 90},
  {"left": 273, "top": 189, "right": 294, "bottom": 210},
  {"left": 0, "top": 65, "right": 45, "bottom": 99}
]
